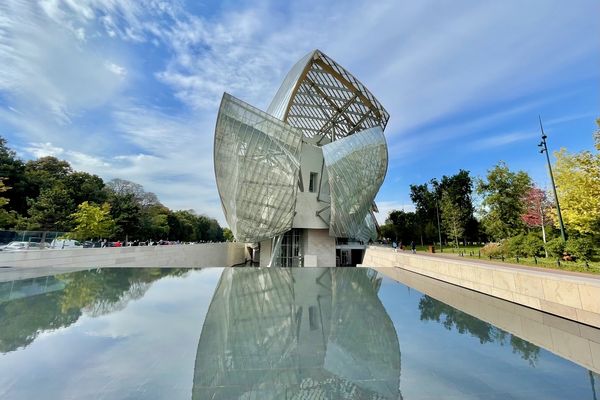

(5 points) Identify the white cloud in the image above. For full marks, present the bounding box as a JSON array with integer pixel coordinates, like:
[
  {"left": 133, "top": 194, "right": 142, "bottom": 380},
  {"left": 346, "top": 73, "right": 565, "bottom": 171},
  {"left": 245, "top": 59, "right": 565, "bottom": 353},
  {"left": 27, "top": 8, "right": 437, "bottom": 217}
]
[
  {"left": 105, "top": 61, "right": 127, "bottom": 77},
  {"left": 470, "top": 131, "right": 539, "bottom": 150},
  {"left": 1, "top": 0, "right": 598, "bottom": 227}
]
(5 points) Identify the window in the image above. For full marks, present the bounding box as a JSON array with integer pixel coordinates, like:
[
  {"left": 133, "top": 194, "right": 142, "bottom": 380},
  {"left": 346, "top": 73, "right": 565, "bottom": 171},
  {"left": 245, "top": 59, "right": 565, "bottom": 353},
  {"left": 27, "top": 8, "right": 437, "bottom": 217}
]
[{"left": 309, "top": 172, "right": 318, "bottom": 193}]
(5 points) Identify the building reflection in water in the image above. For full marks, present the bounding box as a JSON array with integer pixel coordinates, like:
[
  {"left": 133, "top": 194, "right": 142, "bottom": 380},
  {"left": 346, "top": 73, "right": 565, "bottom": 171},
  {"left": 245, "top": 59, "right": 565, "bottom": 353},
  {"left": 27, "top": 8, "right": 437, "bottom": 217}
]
[{"left": 193, "top": 268, "right": 402, "bottom": 400}]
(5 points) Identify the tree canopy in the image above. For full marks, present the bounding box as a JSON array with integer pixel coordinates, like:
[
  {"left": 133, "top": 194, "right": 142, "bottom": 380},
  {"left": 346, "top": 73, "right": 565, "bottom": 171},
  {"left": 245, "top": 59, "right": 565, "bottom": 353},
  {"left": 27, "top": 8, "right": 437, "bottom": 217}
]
[
  {"left": 0, "top": 136, "right": 226, "bottom": 242},
  {"left": 477, "top": 162, "right": 532, "bottom": 241}
]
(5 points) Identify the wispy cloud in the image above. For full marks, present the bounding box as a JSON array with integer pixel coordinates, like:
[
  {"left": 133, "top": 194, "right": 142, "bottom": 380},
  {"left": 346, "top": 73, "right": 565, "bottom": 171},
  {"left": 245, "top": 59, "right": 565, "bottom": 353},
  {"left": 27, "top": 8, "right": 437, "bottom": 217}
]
[
  {"left": 470, "top": 131, "right": 539, "bottom": 150},
  {"left": 0, "top": 0, "right": 598, "bottom": 224}
]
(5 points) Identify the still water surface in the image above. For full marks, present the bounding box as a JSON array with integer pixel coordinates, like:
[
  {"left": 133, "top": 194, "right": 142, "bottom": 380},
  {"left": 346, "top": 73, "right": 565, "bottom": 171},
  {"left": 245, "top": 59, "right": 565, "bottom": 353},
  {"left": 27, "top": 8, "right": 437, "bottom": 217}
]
[{"left": 0, "top": 267, "right": 598, "bottom": 399}]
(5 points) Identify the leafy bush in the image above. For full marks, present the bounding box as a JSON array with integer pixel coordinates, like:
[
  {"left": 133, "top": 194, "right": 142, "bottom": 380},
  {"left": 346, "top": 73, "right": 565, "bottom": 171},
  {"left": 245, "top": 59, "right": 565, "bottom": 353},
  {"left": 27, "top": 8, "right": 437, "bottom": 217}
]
[
  {"left": 506, "top": 234, "right": 526, "bottom": 257},
  {"left": 481, "top": 242, "right": 505, "bottom": 258},
  {"left": 522, "top": 233, "right": 544, "bottom": 257},
  {"left": 564, "top": 237, "right": 594, "bottom": 261},
  {"left": 545, "top": 238, "right": 565, "bottom": 258}
]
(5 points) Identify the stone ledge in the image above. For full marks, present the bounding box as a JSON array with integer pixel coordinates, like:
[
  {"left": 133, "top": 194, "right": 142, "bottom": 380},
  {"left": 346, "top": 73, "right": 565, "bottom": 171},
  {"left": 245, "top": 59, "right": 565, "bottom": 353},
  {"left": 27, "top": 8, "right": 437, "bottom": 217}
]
[{"left": 0, "top": 242, "right": 247, "bottom": 269}]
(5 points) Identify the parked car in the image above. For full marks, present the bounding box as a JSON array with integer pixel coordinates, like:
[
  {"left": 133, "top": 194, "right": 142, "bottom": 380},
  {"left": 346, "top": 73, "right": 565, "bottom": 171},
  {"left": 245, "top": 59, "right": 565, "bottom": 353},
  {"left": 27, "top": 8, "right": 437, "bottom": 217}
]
[
  {"left": 82, "top": 241, "right": 102, "bottom": 248},
  {"left": 49, "top": 239, "right": 83, "bottom": 249},
  {"left": 0, "top": 241, "right": 43, "bottom": 251}
]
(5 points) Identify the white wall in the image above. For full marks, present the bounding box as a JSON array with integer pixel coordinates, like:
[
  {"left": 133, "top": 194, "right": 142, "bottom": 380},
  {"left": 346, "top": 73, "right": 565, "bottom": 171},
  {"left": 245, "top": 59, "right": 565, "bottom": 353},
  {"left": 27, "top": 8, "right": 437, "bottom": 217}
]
[
  {"left": 305, "top": 229, "right": 336, "bottom": 267},
  {"left": 293, "top": 142, "right": 329, "bottom": 229},
  {"left": 0, "top": 242, "right": 247, "bottom": 269}
]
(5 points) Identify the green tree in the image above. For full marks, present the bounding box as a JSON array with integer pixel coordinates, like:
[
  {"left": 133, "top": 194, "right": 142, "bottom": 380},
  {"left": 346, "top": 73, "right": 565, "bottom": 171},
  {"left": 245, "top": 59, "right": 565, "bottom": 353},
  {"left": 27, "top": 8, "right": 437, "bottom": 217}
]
[
  {"left": 440, "top": 191, "right": 465, "bottom": 249},
  {"left": 409, "top": 183, "right": 438, "bottom": 245},
  {"left": 69, "top": 201, "right": 115, "bottom": 240},
  {"left": 477, "top": 162, "right": 532, "bottom": 240},
  {"left": 24, "top": 156, "right": 72, "bottom": 195},
  {"left": 223, "top": 228, "right": 234, "bottom": 242},
  {"left": 140, "top": 204, "right": 170, "bottom": 239},
  {"left": 0, "top": 136, "right": 29, "bottom": 216},
  {"left": 168, "top": 210, "right": 196, "bottom": 241},
  {"left": 386, "top": 210, "right": 418, "bottom": 245},
  {"left": 552, "top": 148, "right": 600, "bottom": 237},
  {"left": 0, "top": 179, "right": 9, "bottom": 208},
  {"left": 27, "top": 184, "right": 75, "bottom": 231},
  {"left": 64, "top": 172, "right": 107, "bottom": 206},
  {"left": 108, "top": 192, "right": 141, "bottom": 240},
  {"left": 434, "top": 170, "right": 476, "bottom": 244}
]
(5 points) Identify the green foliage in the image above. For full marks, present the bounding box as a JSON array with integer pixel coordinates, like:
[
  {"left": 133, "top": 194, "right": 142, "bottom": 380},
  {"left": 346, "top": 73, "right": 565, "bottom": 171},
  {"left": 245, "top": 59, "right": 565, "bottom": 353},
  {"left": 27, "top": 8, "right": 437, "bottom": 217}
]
[
  {"left": 379, "top": 223, "right": 395, "bottom": 241},
  {"left": 0, "top": 269, "right": 186, "bottom": 353},
  {"left": 69, "top": 201, "right": 115, "bottom": 240},
  {"left": 553, "top": 148, "right": 600, "bottom": 236},
  {"left": 0, "top": 137, "right": 29, "bottom": 216},
  {"left": 522, "top": 233, "right": 544, "bottom": 257},
  {"left": 477, "top": 162, "right": 532, "bottom": 240},
  {"left": 505, "top": 233, "right": 544, "bottom": 257},
  {"left": 386, "top": 210, "right": 419, "bottom": 244},
  {"left": 27, "top": 184, "right": 75, "bottom": 231},
  {"left": 418, "top": 295, "right": 539, "bottom": 364},
  {"left": 545, "top": 237, "right": 565, "bottom": 258},
  {"left": 564, "top": 237, "right": 595, "bottom": 261},
  {"left": 223, "top": 228, "right": 234, "bottom": 242},
  {"left": 0, "top": 136, "right": 226, "bottom": 241},
  {"left": 108, "top": 192, "right": 142, "bottom": 239},
  {"left": 409, "top": 169, "right": 476, "bottom": 245},
  {"left": 440, "top": 190, "right": 466, "bottom": 248},
  {"left": 64, "top": 172, "right": 107, "bottom": 206},
  {"left": 505, "top": 234, "right": 526, "bottom": 257}
]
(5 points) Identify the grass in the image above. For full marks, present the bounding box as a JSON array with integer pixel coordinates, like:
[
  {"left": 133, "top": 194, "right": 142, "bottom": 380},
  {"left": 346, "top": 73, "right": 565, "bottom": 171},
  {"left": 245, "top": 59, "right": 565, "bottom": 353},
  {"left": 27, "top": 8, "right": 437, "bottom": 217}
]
[{"left": 409, "top": 244, "right": 600, "bottom": 275}]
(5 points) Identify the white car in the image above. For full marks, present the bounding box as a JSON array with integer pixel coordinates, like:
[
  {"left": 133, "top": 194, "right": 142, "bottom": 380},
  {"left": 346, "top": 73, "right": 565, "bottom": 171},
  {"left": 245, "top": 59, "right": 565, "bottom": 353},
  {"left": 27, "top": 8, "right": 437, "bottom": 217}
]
[
  {"left": 0, "top": 241, "right": 43, "bottom": 251},
  {"left": 49, "top": 239, "right": 83, "bottom": 249}
]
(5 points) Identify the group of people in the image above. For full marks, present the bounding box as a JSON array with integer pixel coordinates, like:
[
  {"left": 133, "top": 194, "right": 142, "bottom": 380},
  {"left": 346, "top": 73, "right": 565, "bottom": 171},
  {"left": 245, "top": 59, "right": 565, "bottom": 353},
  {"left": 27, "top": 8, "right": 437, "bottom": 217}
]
[{"left": 392, "top": 240, "right": 417, "bottom": 254}]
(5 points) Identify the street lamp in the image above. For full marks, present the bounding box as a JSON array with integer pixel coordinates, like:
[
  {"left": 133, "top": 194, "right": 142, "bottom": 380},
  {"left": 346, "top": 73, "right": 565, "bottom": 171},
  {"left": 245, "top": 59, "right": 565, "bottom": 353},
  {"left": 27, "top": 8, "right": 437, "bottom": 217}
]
[{"left": 538, "top": 116, "right": 567, "bottom": 242}]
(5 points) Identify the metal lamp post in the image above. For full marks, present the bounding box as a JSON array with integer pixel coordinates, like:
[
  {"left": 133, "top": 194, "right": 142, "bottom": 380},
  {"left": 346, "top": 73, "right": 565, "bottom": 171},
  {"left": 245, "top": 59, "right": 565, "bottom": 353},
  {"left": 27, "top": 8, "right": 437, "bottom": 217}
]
[{"left": 538, "top": 116, "right": 567, "bottom": 242}]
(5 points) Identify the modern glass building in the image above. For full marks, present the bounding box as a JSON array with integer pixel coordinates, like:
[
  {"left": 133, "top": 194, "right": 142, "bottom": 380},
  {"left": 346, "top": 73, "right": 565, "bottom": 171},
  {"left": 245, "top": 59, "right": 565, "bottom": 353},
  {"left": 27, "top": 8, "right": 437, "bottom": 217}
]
[{"left": 214, "top": 50, "right": 389, "bottom": 267}]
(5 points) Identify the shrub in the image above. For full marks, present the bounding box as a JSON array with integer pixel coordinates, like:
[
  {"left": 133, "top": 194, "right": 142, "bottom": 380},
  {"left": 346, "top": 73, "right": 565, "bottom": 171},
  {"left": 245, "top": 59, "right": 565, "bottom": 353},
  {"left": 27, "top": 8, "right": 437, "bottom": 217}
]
[
  {"left": 506, "top": 234, "right": 526, "bottom": 257},
  {"left": 522, "top": 233, "right": 544, "bottom": 257},
  {"left": 545, "top": 237, "right": 565, "bottom": 258},
  {"left": 564, "top": 237, "right": 594, "bottom": 261},
  {"left": 481, "top": 242, "right": 505, "bottom": 259}
]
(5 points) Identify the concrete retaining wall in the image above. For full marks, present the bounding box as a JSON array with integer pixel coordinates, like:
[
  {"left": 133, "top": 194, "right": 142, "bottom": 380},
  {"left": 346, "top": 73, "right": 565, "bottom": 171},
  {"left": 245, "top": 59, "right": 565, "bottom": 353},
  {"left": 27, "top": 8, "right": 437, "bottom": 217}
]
[
  {"left": 0, "top": 242, "right": 247, "bottom": 269},
  {"left": 362, "top": 246, "right": 600, "bottom": 328}
]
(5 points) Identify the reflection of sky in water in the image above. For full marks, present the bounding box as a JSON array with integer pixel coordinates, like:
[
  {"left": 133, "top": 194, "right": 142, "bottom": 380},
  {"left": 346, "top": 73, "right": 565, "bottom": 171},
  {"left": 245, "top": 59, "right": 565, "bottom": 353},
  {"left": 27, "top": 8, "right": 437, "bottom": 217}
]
[
  {"left": 377, "top": 281, "right": 596, "bottom": 399},
  {"left": 0, "top": 268, "right": 222, "bottom": 399},
  {"left": 0, "top": 267, "right": 597, "bottom": 400}
]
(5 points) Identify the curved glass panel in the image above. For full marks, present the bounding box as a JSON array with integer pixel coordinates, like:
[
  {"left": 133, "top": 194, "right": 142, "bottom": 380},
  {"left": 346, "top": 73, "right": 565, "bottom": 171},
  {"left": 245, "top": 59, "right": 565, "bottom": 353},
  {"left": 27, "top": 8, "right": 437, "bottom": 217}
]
[
  {"left": 267, "top": 50, "right": 389, "bottom": 142},
  {"left": 266, "top": 50, "right": 315, "bottom": 120},
  {"left": 214, "top": 93, "right": 303, "bottom": 242},
  {"left": 355, "top": 211, "right": 378, "bottom": 243},
  {"left": 323, "top": 126, "right": 387, "bottom": 242},
  {"left": 193, "top": 268, "right": 401, "bottom": 400}
]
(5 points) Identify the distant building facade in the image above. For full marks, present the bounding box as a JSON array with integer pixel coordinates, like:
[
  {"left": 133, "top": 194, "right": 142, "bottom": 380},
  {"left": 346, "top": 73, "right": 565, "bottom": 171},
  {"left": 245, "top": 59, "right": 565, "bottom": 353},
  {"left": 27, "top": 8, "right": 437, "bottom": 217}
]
[{"left": 214, "top": 50, "right": 389, "bottom": 267}]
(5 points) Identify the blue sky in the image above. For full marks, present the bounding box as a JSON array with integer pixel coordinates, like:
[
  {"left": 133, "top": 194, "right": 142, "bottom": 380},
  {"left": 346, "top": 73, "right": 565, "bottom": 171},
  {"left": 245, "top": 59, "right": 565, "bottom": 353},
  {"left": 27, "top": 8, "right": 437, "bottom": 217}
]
[{"left": 0, "top": 0, "right": 598, "bottom": 225}]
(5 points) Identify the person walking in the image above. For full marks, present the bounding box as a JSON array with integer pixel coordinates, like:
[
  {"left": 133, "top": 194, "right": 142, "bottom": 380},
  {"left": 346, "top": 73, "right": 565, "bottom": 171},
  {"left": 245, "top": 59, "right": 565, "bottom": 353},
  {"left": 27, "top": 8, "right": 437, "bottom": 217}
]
[
  {"left": 392, "top": 241, "right": 398, "bottom": 252},
  {"left": 411, "top": 241, "right": 416, "bottom": 254}
]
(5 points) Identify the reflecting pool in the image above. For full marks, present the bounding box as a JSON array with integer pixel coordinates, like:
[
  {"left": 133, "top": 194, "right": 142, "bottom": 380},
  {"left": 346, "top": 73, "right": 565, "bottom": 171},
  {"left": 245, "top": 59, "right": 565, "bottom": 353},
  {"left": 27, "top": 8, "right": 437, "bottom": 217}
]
[{"left": 0, "top": 267, "right": 598, "bottom": 399}]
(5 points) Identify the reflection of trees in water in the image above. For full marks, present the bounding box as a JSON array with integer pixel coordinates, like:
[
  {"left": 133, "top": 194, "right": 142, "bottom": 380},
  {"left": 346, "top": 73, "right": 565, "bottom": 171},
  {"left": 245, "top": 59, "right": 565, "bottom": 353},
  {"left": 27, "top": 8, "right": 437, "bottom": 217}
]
[
  {"left": 0, "top": 268, "right": 187, "bottom": 353},
  {"left": 193, "top": 268, "right": 402, "bottom": 400},
  {"left": 418, "top": 295, "right": 540, "bottom": 365}
]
